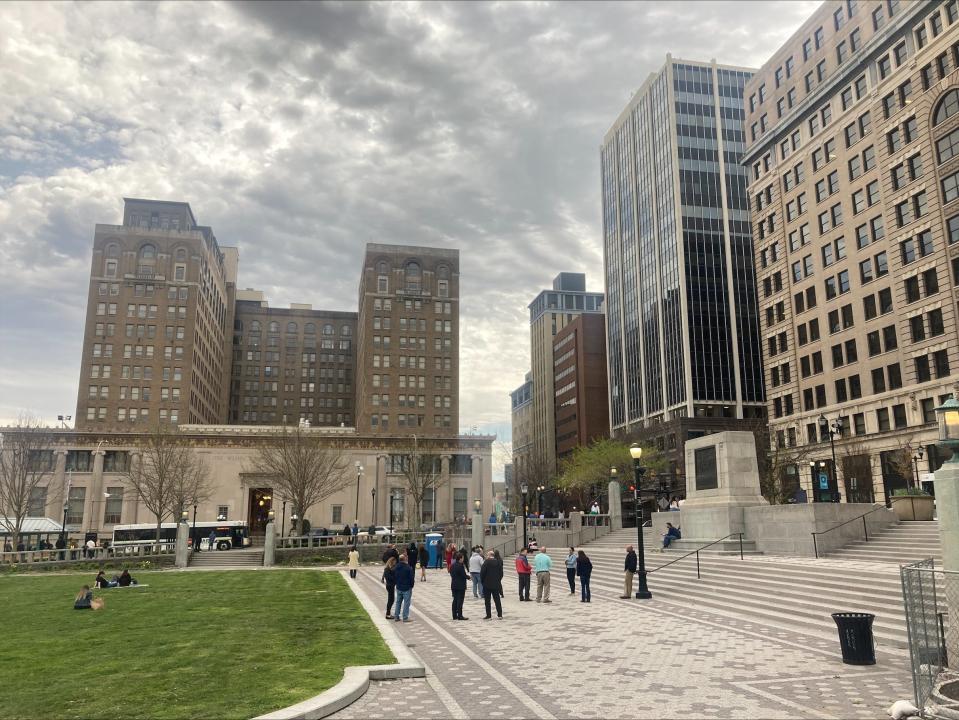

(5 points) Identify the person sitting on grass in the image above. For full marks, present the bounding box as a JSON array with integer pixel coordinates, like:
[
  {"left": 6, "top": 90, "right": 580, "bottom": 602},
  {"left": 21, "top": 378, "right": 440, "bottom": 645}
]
[
  {"left": 74, "top": 586, "right": 93, "bottom": 610},
  {"left": 662, "top": 523, "right": 681, "bottom": 551},
  {"left": 117, "top": 569, "right": 136, "bottom": 587},
  {"left": 94, "top": 570, "right": 115, "bottom": 589}
]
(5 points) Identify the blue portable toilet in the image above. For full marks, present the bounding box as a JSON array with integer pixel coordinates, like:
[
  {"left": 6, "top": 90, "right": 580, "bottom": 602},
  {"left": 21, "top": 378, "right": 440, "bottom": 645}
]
[{"left": 425, "top": 532, "right": 443, "bottom": 568}]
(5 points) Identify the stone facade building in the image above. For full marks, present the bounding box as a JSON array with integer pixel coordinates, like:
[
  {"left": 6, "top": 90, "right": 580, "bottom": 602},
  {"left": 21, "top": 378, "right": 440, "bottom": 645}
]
[
  {"left": 354, "top": 243, "right": 460, "bottom": 436},
  {"left": 229, "top": 289, "right": 357, "bottom": 427},
  {"left": 743, "top": 0, "right": 959, "bottom": 503},
  {"left": 9, "top": 426, "right": 492, "bottom": 539},
  {"left": 75, "top": 199, "right": 237, "bottom": 430}
]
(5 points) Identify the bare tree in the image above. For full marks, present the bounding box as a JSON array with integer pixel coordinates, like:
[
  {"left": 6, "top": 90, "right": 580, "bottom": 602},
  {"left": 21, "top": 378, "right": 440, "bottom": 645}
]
[
  {"left": 395, "top": 440, "right": 447, "bottom": 529},
  {"left": 245, "top": 425, "right": 351, "bottom": 535},
  {"left": 835, "top": 439, "right": 875, "bottom": 503},
  {"left": 166, "top": 456, "right": 213, "bottom": 523},
  {"left": 125, "top": 425, "right": 204, "bottom": 543},
  {"left": 0, "top": 415, "right": 55, "bottom": 550},
  {"left": 756, "top": 431, "right": 814, "bottom": 505}
]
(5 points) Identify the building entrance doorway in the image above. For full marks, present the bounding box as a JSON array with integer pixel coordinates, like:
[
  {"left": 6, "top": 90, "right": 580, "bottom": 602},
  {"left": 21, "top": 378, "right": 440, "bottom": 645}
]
[{"left": 248, "top": 488, "right": 274, "bottom": 534}]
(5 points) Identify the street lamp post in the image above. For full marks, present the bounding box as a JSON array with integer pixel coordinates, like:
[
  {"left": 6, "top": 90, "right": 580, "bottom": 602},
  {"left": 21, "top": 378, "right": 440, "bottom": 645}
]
[
  {"left": 629, "top": 444, "right": 652, "bottom": 599},
  {"left": 354, "top": 462, "right": 363, "bottom": 525},
  {"left": 912, "top": 447, "right": 925, "bottom": 491},
  {"left": 818, "top": 414, "right": 845, "bottom": 503},
  {"left": 389, "top": 492, "right": 395, "bottom": 539},
  {"left": 521, "top": 482, "right": 529, "bottom": 550},
  {"left": 371, "top": 487, "right": 377, "bottom": 527},
  {"left": 536, "top": 484, "right": 545, "bottom": 516},
  {"left": 192, "top": 504, "right": 198, "bottom": 551}
]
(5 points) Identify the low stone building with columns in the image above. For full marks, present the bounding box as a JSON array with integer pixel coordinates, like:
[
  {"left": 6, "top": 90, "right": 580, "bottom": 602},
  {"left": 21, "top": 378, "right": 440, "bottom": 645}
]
[{"left": 7, "top": 425, "right": 493, "bottom": 540}]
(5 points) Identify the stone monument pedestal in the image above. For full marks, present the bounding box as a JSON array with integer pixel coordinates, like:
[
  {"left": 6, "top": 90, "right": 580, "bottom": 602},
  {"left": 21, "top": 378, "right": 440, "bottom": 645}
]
[{"left": 680, "top": 431, "right": 767, "bottom": 541}]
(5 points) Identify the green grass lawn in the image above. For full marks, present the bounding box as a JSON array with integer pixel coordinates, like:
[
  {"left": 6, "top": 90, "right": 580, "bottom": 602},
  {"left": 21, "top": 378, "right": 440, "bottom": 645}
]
[{"left": 0, "top": 569, "right": 394, "bottom": 720}]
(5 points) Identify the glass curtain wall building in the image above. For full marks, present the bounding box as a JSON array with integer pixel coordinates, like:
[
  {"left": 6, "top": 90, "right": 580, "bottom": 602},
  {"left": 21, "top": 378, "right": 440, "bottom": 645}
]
[{"left": 601, "top": 57, "right": 766, "bottom": 467}]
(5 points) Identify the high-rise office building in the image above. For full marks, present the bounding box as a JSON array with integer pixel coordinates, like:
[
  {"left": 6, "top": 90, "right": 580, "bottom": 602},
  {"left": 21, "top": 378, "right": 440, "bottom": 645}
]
[
  {"left": 354, "top": 243, "right": 460, "bottom": 436},
  {"left": 526, "top": 273, "right": 605, "bottom": 478},
  {"left": 553, "top": 313, "right": 610, "bottom": 461},
  {"left": 228, "top": 290, "right": 357, "bottom": 426},
  {"left": 76, "top": 198, "right": 236, "bottom": 429},
  {"left": 601, "top": 57, "right": 766, "bottom": 477},
  {"left": 743, "top": 0, "right": 959, "bottom": 504},
  {"left": 509, "top": 372, "right": 533, "bottom": 489}
]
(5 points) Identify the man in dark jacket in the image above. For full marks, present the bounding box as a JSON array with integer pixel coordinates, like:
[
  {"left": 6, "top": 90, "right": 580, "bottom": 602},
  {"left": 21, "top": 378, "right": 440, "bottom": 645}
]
[
  {"left": 435, "top": 538, "right": 445, "bottom": 569},
  {"left": 382, "top": 544, "right": 400, "bottom": 564},
  {"left": 622, "top": 545, "right": 638, "bottom": 599},
  {"left": 407, "top": 541, "right": 419, "bottom": 569},
  {"left": 394, "top": 555, "right": 415, "bottom": 622},
  {"left": 450, "top": 551, "right": 469, "bottom": 621},
  {"left": 480, "top": 550, "right": 504, "bottom": 619}
]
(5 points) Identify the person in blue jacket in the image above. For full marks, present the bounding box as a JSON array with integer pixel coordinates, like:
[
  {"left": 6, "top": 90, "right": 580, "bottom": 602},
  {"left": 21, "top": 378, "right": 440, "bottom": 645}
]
[
  {"left": 662, "top": 522, "right": 681, "bottom": 550},
  {"left": 394, "top": 554, "right": 416, "bottom": 622}
]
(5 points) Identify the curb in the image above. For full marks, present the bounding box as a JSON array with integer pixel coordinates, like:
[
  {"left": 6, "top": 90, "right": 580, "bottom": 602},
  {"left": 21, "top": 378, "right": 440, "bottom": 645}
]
[{"left": 253, "top": 570, "right": 425, "bottom": 720}]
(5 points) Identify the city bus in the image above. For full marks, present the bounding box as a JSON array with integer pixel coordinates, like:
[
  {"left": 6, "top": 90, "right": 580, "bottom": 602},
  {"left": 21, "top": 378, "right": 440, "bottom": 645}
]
[{"left": 112, "top": 521, "right": 250, "bottom": 552}]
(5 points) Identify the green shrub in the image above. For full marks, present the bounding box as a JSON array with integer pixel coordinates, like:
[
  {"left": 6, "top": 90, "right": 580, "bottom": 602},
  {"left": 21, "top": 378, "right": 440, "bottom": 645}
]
[{"left": 892, "top": 487, "right": 931, "bottom": 497}]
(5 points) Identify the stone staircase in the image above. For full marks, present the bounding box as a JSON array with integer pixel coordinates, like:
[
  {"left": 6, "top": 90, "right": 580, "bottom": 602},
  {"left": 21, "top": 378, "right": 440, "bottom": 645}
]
[
  {"left": 575, "top": 527, "right": 916, "bottom": 651},
  {"left": 188, "top": 547, "right": 264, "bottom": 569},
  {"left": 826, "top": 520, "right": 942, "bottom": 564}
]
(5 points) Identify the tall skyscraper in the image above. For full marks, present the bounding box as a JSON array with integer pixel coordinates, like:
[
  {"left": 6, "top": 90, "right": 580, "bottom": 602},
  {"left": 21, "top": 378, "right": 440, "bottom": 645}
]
[
  {"left": 526, "top": 273, "right": 604, "bottom": 478},
  {"left": 354, "top": 243, "right": 460, "bottom": 436},
  {"left": 553, "top": 313, "right": 610, "bottom": 461},
  {"left": 743, "top": 0, "right": 959, "bottom": 504},
  {"left": 76, "top": 198, "right": 236, "bottom": 429},
  {"left": 228, "top": 290, "right": 357, "bottom": 426},
  {"left": 601, "top": 57, "right": 766, "bottom": 477}
]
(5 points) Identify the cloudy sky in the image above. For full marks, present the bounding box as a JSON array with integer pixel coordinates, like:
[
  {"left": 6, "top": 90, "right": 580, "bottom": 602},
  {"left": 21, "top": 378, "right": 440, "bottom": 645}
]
[{"left": 0, "top": 0, "right": 817, "bottom": 458}]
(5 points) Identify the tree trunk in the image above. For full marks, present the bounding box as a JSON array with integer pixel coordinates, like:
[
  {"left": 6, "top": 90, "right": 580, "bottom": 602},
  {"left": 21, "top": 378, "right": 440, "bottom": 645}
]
[{"left": 155, "top": 518, "right": 163, "bottom": 545}]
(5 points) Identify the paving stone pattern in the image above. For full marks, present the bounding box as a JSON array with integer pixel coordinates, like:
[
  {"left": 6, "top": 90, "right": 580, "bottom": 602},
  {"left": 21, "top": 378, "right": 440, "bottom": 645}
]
[{"left": 330, "top": 560, "right": 910, "bottom": 720}]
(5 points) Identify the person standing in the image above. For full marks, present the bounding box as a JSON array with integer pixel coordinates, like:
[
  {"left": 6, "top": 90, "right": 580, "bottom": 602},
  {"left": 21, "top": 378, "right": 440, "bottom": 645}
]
[
  {"left": 469, "top": 547, "right": 484, "bottom": 599},
  {"left": 576, "top": 550, "right": 593, "bottom": 603},
  {"left": 435, "top": 538, "right": 446, "bottom": 569},
  {"left": 533, "top": 546, "right": 552, "bottom": 603},
  {"left": 418, "top": 542, "right": 428, "bottom": 581},
  {"left": 489, "top": 511, "right": 498, "bottom": 536},
  {"left": 515, "top": 548, "right": 532, "bottom": 601},
  {"left": 622, "top": 545, "right": 638, "bottom": 599},
  {"left": 450, "top": 551, "right": 469, "bottom": 621},
  {"left": 382, "top": 543, "right": 399, "bottom": 564},
  {"left": 564, "top": 546, "right": 577, "bottom": 595},
  {"left": 351, "top": 522, "right": 359, "bottom": 540},
  {"left": 407, "top": 541, "right": 418, "bottom": 570},
  {"left": 208, "top": 530, "right": 217, "bottom": 552},
  {"left": 394, "top": 554, "right": 415, "bottom": 622},
  {"left": 445, "top": 543, "right": 456, "bottom": 572},
  {"left": 589, "top": 501, "right": 600, "bottom": 515},
  {"left": 382, "top": 557, "right": 397, "bottom": 619},
  {"left": 347, "top": 546, "right": 360, "bottom": 579},
  {"left": 480, "top": 550, "right": 503, "bottom": 619}
]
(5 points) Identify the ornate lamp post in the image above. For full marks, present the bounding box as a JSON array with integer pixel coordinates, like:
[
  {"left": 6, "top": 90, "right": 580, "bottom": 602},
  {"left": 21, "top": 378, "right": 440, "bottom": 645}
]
[
  {"left": 281, "top": 500, "right": 287, "bottom": 539},
  {"left": 521, "top": 482, "right": 529, "bottom": 550},
  {"left": 371, "top": 487, "right": 377, "bottom": 527},
  {"left": 912, "top": 447, "right": 926, "bottom": 491},
  {"left": 536, "top": 484, "right": 545, "bottom": 516},
  {"left": 354, "top": 462, "right": 364, "bottom": 525},
  {"left": 819, "top": 414, "right": 844, "bottom": 503},
  {"left": 629, "top": 444, "right": 652, "bottom": 599}
]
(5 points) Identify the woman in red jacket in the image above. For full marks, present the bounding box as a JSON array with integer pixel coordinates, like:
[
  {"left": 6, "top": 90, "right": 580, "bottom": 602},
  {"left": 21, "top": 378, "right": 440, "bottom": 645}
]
[{"left": 445, "top": 543, "right": 456, "bottom": 572}]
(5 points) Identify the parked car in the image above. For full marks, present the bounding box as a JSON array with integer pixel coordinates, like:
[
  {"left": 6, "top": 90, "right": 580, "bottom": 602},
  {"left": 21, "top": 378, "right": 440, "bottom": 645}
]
[{"left": 356, "top": 526, "right": 395, "bottom": 539}]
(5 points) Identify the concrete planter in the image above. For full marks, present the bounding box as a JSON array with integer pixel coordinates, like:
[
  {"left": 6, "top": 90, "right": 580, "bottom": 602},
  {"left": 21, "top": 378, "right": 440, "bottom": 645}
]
[{"left": 891, "top": 495, "right": 935, "bottom": 521}]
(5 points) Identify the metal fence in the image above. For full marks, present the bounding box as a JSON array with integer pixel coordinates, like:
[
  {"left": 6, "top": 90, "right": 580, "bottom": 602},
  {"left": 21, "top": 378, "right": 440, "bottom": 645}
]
[{"left": 901, "top": 558, "right": 952, "bottom": 714}]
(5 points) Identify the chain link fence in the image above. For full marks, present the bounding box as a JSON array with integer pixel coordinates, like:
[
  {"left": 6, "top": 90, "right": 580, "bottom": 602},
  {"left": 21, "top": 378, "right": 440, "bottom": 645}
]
[{"left": 901, "top": 559, "right": 952, "bottom": 713}]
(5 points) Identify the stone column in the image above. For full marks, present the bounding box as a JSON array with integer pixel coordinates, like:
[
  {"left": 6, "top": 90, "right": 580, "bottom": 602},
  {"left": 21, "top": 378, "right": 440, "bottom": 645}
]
[
  {"left": 263, "top": 519, "right": 276, "bottom": 567},
  {"left": 471, "top": 454, "right": 483, "bottom": 515},
  {"left": 935, "top": 459, "right": 959, "bottom": 666},
  {"left": 376, "top": 454, "right": 389, "bottom": 525},
  {"left": 175, "top": 520, "right": 190, "bottom": 568},
  {"left": 89, "top": 450, "right": 106, "bottom": 535},
  {"left": 53, "top": 449, "right": 67, "bottom": 513},
  {"left": 441, "top": 454, "right": 452, "bottom": 521},
  {"left": 608, "top": 480, "right": 623, "bottom": 531},
  {"left": 472, "top": 509, "right": 484, "bottom": 551}
]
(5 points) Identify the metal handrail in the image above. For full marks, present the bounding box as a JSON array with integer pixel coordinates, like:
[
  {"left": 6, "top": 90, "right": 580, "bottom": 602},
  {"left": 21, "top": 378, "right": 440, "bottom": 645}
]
[
  {"left": 647, "top": 532, "right": 744, "bottom": 580},
  {"left": 810, "top": 504, "right": 888, "bottom": 558}
]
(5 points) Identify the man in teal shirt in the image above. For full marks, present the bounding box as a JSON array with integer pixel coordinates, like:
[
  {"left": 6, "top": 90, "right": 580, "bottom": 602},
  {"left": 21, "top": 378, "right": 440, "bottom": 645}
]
[{"left": 533, "top": 546, "right": 552, "bottom": 603}]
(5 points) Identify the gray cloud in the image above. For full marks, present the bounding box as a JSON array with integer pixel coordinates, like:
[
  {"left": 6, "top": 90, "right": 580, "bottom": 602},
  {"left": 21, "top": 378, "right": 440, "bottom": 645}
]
[{"left": 0, "top": 0, "right": 819, "bottom": 454}]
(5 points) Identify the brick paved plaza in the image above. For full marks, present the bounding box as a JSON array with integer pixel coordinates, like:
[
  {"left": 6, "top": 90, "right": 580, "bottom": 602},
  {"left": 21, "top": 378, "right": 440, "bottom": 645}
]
[{"left": 331, "top": 556, "right": 911, "bottom": 720}]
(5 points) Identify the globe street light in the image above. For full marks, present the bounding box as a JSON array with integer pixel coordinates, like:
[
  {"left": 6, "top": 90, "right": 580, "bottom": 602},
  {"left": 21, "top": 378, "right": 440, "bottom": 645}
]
[{"left": 630, "top": 443, "right": 652, "bottom": 599}]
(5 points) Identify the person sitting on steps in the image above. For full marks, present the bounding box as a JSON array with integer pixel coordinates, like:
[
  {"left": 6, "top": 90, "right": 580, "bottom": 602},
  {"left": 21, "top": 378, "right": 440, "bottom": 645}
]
[{"left": 662, "top": 523, "right": 681, "bottom": 551}]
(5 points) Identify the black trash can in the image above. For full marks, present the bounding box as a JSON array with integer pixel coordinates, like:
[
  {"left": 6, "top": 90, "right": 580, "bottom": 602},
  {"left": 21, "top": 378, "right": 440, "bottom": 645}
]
[{"left": 832, "top": 612, "right": 876, "bottom": 665}]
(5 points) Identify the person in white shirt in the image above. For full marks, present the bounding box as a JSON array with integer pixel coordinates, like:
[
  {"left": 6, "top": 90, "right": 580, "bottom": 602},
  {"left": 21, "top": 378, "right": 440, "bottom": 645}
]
[{"left": 469, "top": 547, "right": 485, "bottom": 598}]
